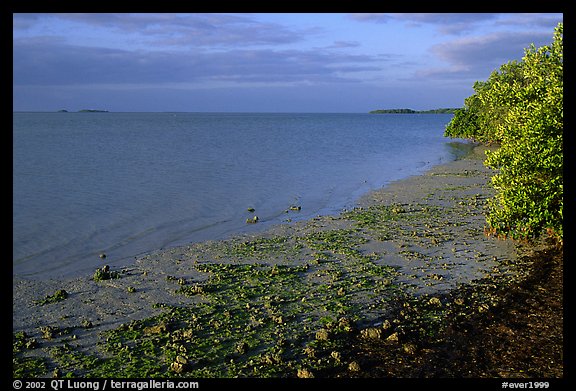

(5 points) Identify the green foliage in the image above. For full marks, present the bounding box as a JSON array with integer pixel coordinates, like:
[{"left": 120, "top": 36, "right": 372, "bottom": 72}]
[
  {"left": 445, "top": 23, "right": 563, "bottom": 242},
  {"left": 443, "top": 107, "right": 482, "bottom": 141},
  {"left": 444, "top": 61, "right": 524, "bottom": 144}
]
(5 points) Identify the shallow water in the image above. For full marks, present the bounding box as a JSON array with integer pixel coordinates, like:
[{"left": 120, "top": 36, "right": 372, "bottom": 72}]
[{"left": 13, "top": 112, "right": 467, "bottom": 278}]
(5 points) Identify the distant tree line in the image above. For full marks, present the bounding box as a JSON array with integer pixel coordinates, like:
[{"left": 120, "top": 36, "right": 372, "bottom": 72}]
[
  {"left": 444, "top": 23, "right": 563, "bottom": 243},
  {"left": 57, "top": 109, "right": 109, "bottom": 113},
  {"left": 369, "top": 108, "right": 459, "bottom": 114}
]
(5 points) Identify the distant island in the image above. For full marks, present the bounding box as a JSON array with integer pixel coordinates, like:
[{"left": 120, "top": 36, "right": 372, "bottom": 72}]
[
  {"left": 369, "top": 108, "right": 459, "bottom": 114},
  {"left": 57, "top": 109, "right": 109, "bottom": 113}
]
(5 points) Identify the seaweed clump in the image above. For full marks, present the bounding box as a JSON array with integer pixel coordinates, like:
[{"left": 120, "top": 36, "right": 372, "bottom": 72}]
[
  {"left": 35, "top": 289, "right": 68, "bottom": 306},
  {"left": 93, "top": 265, "right": 121, "bottom": 282}
]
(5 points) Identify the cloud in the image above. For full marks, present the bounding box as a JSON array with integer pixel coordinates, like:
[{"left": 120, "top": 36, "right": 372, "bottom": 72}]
[
  {"left": 349, "top": 13, "right": 562, "bottom": 36},
  {"left": 349, "top": 13, "right": 395, "bottom": 24},
  {"left": 495, "top": 13, "right": 563, "bottom": 30},
  {"left": 324, "top": 41, "right": 361, "bottom": 49},
  {"left": 13, "top": 38, "right": 383, "bottom": 87},
  {"left": 349, "top": 12, "right": 563, "bottom": 82},
  {"left": 12, "top": 13, "right": 391, "bottom": 102},
  {"left": 349, "top": 13, "right": 502, "bottom": 35},
  {"left": 12, "top": 14, "right": 44, "bottom": 30},
  {"left": 413, "top": 30, "right": 554, "bottom": 80},
  {"left": 13, "top": 13, "right": 310, "bottom": 48}
]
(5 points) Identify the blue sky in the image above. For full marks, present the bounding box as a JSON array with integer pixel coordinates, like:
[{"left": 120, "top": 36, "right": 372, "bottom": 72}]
[{"left": 12, "top": 13, "right": 563, "bottom": 112}]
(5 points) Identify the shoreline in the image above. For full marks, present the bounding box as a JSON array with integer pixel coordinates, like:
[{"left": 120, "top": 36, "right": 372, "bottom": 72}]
[{"left": 13, "top": 145, "right": 561, "bottom": 378}]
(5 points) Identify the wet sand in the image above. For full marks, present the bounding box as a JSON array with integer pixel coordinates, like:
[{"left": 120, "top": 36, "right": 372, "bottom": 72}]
[{"left": 13, "top": 144, "right": 529, "bottom": 378}]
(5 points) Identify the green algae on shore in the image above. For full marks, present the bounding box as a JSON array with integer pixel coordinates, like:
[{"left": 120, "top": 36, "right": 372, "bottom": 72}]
[
  {"left": 13, "top": 146, "right": 525, "bottom": 378},
  {"left": 34, "top": 289, "right": 68, "bottom": 306}
]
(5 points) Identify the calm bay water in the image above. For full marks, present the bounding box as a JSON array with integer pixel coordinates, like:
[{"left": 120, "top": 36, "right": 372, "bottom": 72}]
[{"left": 13, "top": 112, "right": 467, "bottom": 278}]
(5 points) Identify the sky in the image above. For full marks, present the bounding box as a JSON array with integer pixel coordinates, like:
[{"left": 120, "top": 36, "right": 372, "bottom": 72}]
[{"left": 12, "top": 13, "right": 563, "bottom": 113}]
